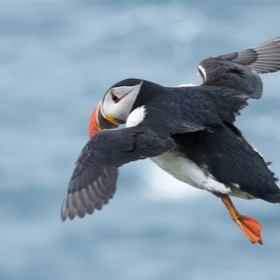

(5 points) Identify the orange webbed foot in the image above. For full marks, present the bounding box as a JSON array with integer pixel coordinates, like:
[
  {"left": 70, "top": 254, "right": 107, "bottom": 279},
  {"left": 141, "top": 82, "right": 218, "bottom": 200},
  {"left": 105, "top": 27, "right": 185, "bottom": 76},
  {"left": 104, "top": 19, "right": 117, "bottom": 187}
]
[
  {"left": 235, "top": 214, "right": 263, "bottom": 244},
  {"left": 220, "top": 195, "right": 263, "bottom": 244}
]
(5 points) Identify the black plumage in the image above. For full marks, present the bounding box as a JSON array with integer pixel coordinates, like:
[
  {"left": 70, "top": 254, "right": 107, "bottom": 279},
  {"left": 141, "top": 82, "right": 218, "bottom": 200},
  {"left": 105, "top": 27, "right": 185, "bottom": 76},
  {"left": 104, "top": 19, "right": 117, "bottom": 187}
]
[
  {"left": 62, "top": 127, "right": 175, "bottom": 220},
  {"left": 61, "top": 37, "right": 280, "bottom": 224},
  {"left": 172, "top": 124, "right": 279, "bottom": 203}
]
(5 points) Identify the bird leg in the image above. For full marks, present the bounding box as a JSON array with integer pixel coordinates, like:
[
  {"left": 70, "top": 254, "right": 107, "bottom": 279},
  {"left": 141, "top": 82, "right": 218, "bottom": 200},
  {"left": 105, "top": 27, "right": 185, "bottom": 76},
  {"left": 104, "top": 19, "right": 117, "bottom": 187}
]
[{"left": 220, "top": 195, "right": 263, "bottom": 244}]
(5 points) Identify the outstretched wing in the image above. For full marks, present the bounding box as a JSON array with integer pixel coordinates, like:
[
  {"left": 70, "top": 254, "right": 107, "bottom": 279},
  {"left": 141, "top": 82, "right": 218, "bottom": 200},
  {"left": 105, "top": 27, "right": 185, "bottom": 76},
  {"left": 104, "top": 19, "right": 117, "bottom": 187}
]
[
  {"left": 198, "top": 37, "right": 280, "bottom": 98},
  {"left": 61, "top": 126, "right": 175, "bottom": 221}
]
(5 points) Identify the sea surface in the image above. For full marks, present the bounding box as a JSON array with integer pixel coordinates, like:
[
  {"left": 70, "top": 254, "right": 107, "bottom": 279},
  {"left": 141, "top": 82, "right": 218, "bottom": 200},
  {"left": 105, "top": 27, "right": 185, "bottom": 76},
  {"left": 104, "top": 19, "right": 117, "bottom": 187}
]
[{"left": 1, "top": 1, "right": 280, "bottom": 280}]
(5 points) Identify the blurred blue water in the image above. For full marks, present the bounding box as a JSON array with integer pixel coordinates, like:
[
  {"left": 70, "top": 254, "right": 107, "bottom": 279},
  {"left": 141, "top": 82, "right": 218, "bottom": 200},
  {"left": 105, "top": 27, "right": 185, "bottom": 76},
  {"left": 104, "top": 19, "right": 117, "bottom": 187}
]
[{"left": 1, "top": 1, "right": 280, "bottom": 280}]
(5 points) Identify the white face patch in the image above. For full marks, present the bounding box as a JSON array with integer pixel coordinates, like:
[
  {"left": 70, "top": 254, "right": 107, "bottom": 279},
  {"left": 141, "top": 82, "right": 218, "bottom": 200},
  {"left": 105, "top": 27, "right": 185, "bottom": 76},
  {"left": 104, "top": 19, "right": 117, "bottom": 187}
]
[
  {"left": 102, "top": 81, "right": 143, "bottom": 122},
  {"left": 126, "top": 106, "right": 146, "bottom": 128},
  {"left": 198, "top": 64, "right": 207, "bottom": 82}
]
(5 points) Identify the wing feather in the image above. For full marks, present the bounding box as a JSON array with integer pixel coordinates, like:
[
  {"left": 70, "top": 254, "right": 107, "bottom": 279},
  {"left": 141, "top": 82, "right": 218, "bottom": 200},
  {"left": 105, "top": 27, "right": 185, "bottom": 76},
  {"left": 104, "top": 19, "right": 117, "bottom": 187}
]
[
  {"left": 61, "top": 127, "right": 175, "bottom": 221},
  {"left": 199, "top": 37, "right": 280, "bottom": 98}
]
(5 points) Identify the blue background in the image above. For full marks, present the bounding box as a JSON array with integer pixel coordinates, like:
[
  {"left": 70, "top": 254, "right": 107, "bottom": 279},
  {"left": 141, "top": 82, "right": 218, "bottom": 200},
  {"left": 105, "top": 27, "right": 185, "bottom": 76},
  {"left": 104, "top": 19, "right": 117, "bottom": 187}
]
[{"left": 1, "top": 1, "right": 280, "bottom": 279}]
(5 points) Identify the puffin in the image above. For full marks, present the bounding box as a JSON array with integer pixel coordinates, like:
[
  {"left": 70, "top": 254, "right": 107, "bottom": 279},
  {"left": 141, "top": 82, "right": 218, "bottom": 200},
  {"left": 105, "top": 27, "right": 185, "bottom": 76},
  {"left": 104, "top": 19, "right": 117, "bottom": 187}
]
[{"left": 61, "top": 37, "right": 280, "bottom": 244}]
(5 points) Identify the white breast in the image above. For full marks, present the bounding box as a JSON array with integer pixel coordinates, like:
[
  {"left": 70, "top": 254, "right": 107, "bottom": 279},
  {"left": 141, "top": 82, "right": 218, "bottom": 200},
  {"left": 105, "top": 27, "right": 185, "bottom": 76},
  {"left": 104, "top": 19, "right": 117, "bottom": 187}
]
[{"left": 150, "top": 149, "right": 230, "bottom": 194}]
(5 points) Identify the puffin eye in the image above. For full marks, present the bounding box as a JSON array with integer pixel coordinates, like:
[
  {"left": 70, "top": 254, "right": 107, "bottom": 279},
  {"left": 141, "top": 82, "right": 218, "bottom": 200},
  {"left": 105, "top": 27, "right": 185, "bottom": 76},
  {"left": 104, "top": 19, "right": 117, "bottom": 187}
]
[{"left": 111, "top": 93, "right": 120, "bottom": 103}]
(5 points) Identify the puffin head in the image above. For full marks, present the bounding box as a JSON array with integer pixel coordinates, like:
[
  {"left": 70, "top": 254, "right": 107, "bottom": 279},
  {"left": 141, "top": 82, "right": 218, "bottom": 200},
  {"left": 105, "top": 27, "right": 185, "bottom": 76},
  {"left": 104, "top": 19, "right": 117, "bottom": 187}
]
[{"left": 89, "top": 79, "right": 143, "bottom": 137}]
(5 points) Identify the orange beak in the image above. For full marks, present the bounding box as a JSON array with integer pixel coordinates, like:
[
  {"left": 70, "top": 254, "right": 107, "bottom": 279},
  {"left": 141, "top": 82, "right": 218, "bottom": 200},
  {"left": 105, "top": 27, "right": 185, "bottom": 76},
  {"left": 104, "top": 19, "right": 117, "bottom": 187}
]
[{"left": 89, "top": 101, "right": 118, "bottom": 138}]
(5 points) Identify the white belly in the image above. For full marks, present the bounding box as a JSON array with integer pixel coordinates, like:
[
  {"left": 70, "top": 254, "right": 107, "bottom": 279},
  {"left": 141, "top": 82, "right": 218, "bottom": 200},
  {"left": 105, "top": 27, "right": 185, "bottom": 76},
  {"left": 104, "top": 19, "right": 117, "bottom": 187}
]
[{"left": 150, "top": 149, "right": 230, "bottom": 194}]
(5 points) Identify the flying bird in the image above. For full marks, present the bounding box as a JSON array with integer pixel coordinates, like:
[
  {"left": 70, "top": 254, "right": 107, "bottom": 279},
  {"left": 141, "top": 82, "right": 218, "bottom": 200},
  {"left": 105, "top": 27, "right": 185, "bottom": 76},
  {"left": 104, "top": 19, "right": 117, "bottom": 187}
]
[{"left": 61, "top": 37, "right": 280, "bottom": 244}]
